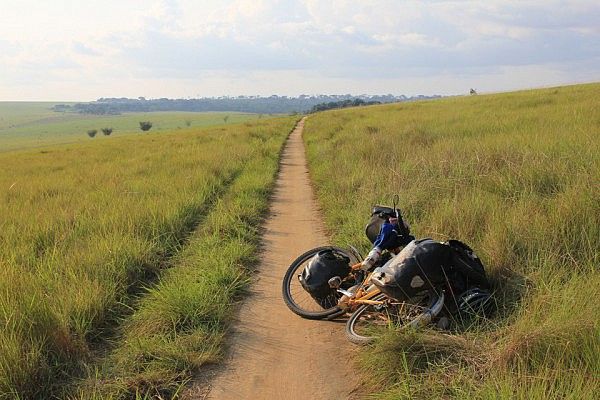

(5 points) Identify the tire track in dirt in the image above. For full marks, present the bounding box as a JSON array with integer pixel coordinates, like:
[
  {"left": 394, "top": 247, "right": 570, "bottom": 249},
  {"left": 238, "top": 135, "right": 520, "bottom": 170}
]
[{"left": 185, "top": 118, "right": 359, "bottom": 400}]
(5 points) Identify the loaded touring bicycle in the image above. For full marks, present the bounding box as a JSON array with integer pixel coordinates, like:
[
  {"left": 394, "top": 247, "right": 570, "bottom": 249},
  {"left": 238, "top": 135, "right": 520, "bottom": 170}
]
[{"left": 282, "top": 198, "right": 494, "bottom": 344}]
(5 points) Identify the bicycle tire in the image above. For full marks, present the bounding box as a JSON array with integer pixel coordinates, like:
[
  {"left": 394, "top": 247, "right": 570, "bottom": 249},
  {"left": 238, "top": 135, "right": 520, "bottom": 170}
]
[
  {"left": 282, "top": 246, "right": 358, "bottom": 320},
  {"left": 345, "top": 291, "right": 444, "bottom": 345}
]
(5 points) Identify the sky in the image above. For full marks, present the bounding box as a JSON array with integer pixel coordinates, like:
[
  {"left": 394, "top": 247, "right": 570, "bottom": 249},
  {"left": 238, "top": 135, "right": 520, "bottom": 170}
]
[{"left": 0, "top": 0, "right": 599, "bottom": 101}]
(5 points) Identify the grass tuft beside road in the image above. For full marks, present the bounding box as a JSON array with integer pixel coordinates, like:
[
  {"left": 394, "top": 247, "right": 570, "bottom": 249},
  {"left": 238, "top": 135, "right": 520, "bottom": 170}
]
[{"left": 303, "top": 83, "right": 599, "bottom": 399}]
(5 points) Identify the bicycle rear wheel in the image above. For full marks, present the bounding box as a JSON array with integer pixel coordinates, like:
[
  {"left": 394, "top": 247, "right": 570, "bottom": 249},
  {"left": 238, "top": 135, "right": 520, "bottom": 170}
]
[{"left": 282, "top": 246, "right": 359, "bottom": 320}]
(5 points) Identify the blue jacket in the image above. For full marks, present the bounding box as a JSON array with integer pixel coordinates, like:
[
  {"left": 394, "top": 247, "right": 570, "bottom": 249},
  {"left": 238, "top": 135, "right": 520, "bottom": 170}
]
[{"left": 373, "top": 221, "right": 415, "bottom": 250}]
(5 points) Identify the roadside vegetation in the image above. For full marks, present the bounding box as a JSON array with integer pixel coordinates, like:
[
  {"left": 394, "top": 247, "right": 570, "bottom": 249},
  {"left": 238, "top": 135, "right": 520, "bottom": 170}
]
[
  {"left": 303, "top": 83, "right": 599, "bottom": 399},
  {"left": 0, "top": 116, "right": 294, "bottom": 398}
]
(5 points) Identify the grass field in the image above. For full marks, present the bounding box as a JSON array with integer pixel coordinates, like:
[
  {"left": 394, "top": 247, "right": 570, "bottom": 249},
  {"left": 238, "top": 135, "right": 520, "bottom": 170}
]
[
  {"left": 0, "top": 116, "right": 295, "bottom": 398},
  {"left": 0, "top": 102, "right": 263, "bottom": 152},
  {"left": 303, "top": 83, "right": 599, "bottom": 399}
]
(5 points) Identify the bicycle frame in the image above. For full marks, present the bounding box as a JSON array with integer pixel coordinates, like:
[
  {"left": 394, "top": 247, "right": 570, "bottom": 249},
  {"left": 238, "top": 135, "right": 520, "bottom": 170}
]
[
  {"left": 337, "top": 263, "right": 446, "bottom": 322},
  {"left": 337, "top": 267, "right": 385, "bottom": 311}
]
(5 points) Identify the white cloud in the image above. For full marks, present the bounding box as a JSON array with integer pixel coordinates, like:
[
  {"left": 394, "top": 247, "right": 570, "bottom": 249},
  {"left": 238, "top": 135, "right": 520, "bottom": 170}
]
[
  {"left": 372, "top": 33, "right": 441, "bottom": 48},
  {"left": 0, "top": 0, "right": 598, "bottom": 100}
]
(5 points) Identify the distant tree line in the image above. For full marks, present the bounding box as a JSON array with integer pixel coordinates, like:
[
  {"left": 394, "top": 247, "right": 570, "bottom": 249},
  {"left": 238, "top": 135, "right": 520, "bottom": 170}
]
[
  {"left": 309, "top": 98, "right": 382, "bottom": 113},
  {"left": 52, "top": 94, "right": 442, "bottom": 115}
]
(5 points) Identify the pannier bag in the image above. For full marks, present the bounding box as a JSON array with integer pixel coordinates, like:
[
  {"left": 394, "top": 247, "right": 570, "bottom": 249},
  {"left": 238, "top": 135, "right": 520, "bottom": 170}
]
[
  {"left": 445, "top": 240, "right": 490, "bottom": 289},
  {"left": 370, "top": 239, "right": 452, "bottom": 301},
  {"left": 300, "top": 249, "right": 351, "bottom": 308}
]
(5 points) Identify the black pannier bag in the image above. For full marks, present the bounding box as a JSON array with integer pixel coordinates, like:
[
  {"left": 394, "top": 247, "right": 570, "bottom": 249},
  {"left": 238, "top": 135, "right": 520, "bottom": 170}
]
[
  {"left": 371, "top": 239, "right": 452, "bottom": 301},
  {"left": 445, "top": 239, "right": 490, "bottom": 290},
  {"left": 299, "top": 249, "right": 351, "bottom": 308}
]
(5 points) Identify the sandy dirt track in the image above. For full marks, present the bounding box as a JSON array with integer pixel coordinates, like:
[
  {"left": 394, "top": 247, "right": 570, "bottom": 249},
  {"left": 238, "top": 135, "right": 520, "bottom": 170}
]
[{"left": 185, "top": 118, "right": 359, "bottom": 399}]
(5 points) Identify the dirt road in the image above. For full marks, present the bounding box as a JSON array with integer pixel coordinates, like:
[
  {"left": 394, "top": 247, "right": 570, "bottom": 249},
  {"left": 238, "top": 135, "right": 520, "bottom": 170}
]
[{"left": 187, "top": 118, "right": 358, "bottom": 399}]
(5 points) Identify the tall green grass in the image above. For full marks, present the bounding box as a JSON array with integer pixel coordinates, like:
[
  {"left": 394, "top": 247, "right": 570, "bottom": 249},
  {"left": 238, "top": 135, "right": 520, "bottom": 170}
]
[
  {"left": 0, "top": 117, "right": 294, "bottom": 398},
  {"left": 303, "top": 83, "right": 599, "bottom": 399},
  {"left": 71, "top": 122, "right": 292, "bottom": 399}
]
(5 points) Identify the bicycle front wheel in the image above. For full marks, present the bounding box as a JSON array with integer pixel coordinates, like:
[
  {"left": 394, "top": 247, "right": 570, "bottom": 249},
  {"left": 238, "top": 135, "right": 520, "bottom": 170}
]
[{"left": 282, "top": 246, "right": 359, "bottom": 320}]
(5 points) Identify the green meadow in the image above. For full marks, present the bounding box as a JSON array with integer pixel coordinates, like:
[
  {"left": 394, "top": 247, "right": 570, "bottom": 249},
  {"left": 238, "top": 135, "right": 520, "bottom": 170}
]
[
  {"left": 0, "top": 116, "right": 295, "bottom": 398},
  {"left": 0, "top": 102, "right": 262, "bottom": 152},
  {"left": 303, "top": 83, "right": 599, "bottom": 399}
]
